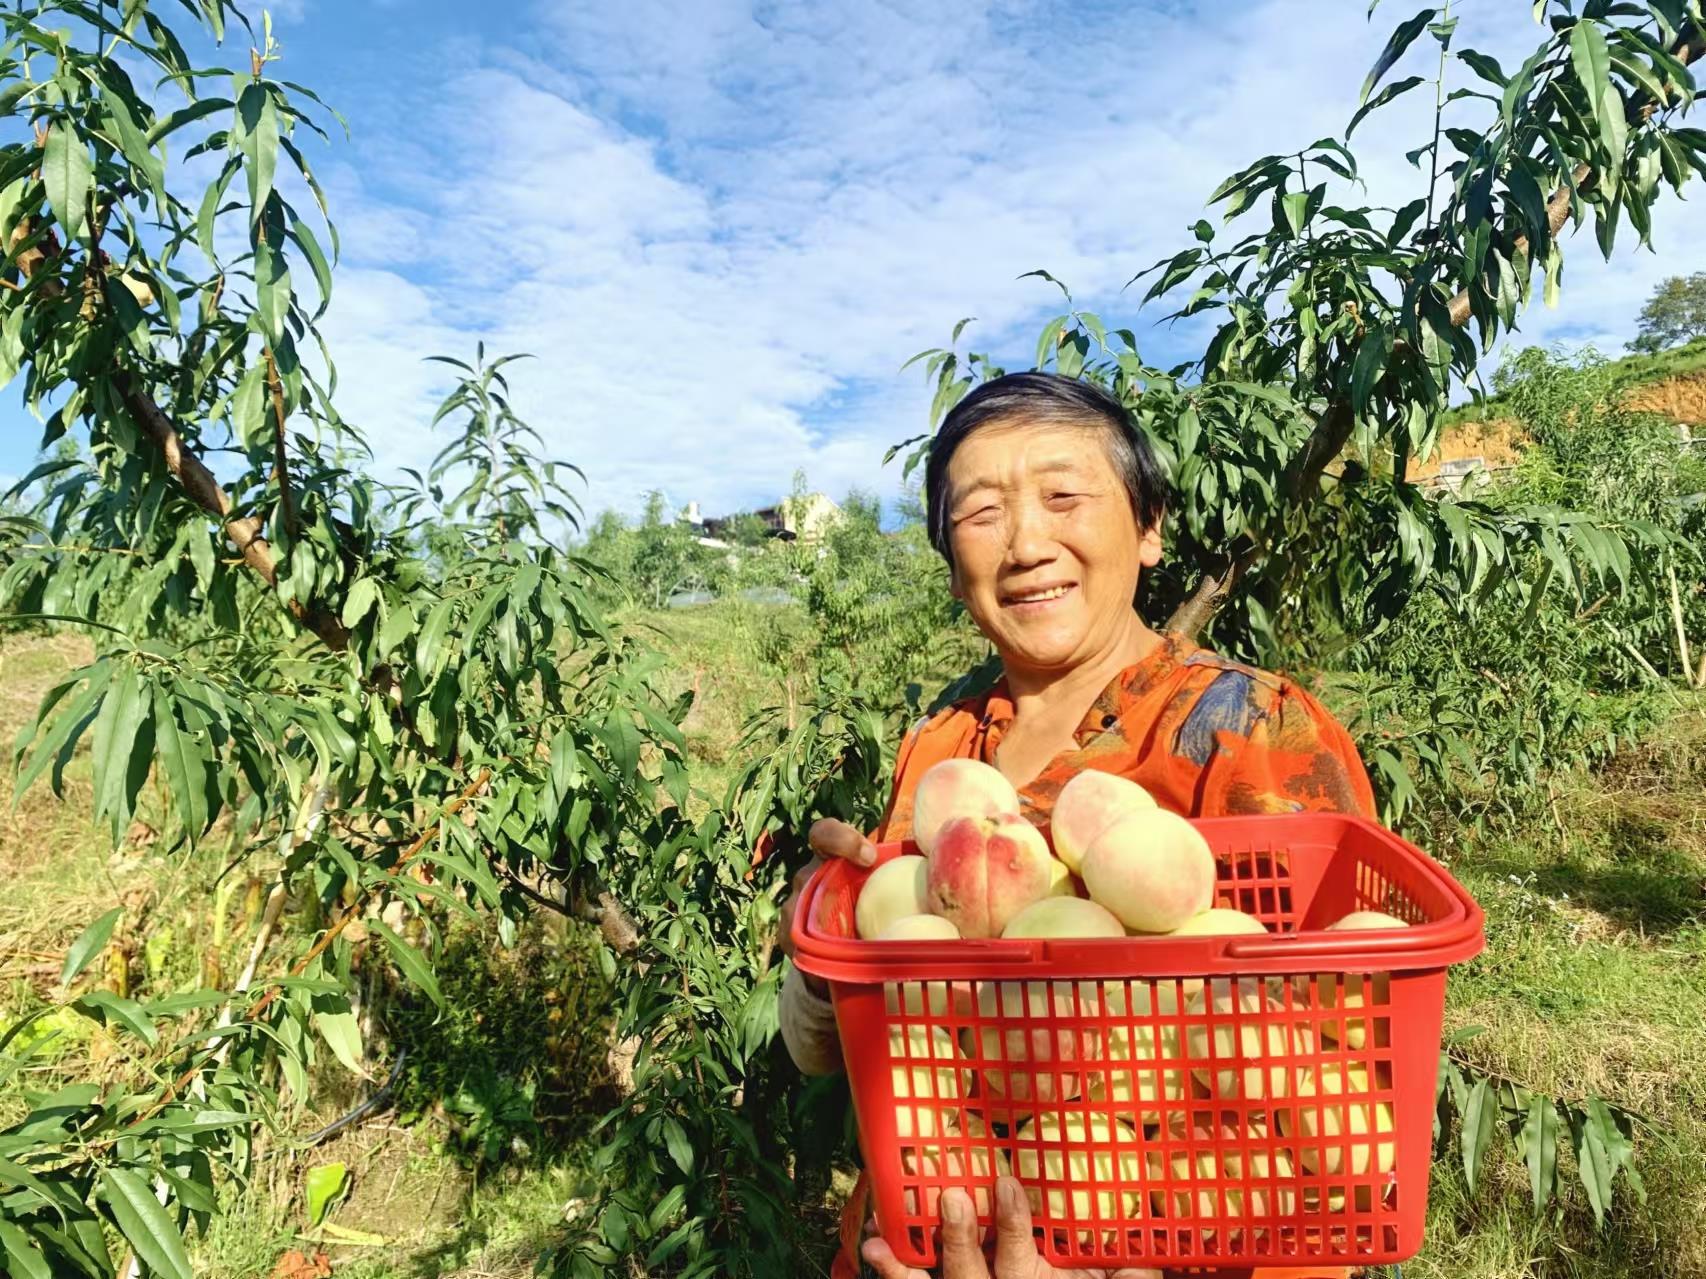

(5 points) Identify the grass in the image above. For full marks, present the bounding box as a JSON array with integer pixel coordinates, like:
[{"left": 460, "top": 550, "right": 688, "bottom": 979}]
[
  {"left": 1407, "top": 715, "right": 1706, "bottom": 1279},
  {"left": 3, "top": 618, "right": 1704, "bottom": 1277}
]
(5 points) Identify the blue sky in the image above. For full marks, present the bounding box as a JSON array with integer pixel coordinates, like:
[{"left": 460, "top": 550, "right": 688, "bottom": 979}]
[{"left": 5, "top": 0, "right": 1702, "bottom": 522}]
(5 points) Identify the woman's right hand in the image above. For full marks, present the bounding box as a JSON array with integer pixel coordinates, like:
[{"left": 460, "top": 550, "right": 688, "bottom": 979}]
[{"left": 778, "top": 818, "right": 878, "bottom": 995}]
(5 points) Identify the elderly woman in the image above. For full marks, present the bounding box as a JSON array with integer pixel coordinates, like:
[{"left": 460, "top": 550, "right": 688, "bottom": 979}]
[{"left": 779, "top": 371, "right": 1373, "bottom": 1279}]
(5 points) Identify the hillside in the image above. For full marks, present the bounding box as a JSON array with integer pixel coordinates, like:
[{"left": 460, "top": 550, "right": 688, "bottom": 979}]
[{"left": 1415, "top": 338, "right": 1706, "bottom": 483}]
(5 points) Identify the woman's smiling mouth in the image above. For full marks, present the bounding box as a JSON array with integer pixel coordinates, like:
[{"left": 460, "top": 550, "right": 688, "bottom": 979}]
[{"left": 1003, "top": 582, "right": 1076, "bottom": 609}]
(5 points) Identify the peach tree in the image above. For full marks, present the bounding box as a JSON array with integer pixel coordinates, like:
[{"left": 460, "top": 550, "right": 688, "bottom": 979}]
[
  {"left": 905, "top": 0, "right": 1702, "bottom": 662},
  {"left": 0, "top": 2, "right": 701, "bottom": 1275}
]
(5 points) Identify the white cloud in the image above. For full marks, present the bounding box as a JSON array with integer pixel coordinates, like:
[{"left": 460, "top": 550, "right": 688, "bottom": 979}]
[{"left": 303, "top": 0, "right": 1706, "bottom": 523}]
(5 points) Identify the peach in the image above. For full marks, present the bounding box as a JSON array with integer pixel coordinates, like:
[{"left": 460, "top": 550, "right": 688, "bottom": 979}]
[
  {"left": 1316, "top": 910, "right": 1404, "bottom": 1050},
  {"left": 910, "top": 758, "right": 1021, "bottom": 855},
  {"left": 1045, "top": 857, "right": 1078, "bottom": 898},
  {"left": 889, "top": 1024, "right": 970, "bottom": 1102},
  {"left": 1277, "top": 1061, "right": 1396, "bottom": 1178},
  {"left": 1049, "top": 770, "right": 1156, "bottom": 873},
  {"left": 885, "top": 971, "right": 975, "bottom": 1021},
  {"left": 1169, "top": 908, "right": 1269, "bottom": 1001},
  {"left": 964, "top": 979, "right": 1102, "bottom": 1106},
  {"left": 901, "top": 1111, "right": 1005, "bottom": 1229},
  {"left": 1184, "top": 977, "right": 1315, "bottom": 1102},
  {"left": 1148, "top": 1114, "right": 1297, "bottom": 1223},
  {"left": 877, "top": 913, "right": 961, "bottom": 941},
  {"left": 927, "top": 813, "right": 1054, "bottom": 939},
  {"left": 1080, "top": 809, "right": 1216, "bottom": 933},
  {"left": 1014, "top": 1111, "right": 1144, "bottom": 1226},
  {"left": 856, "top": 855, "right": 932, "bottom": 940},
  {"left": 1327, "top": 910, "right": 1408, "bottom": 931},
  {"left": 1095, "top": 982, "right": 1188, "bottom": 1108},
  {"left": 1001, "top": 896, "right": 1125, "bottom": 940},
  {"left": 1171, "top": 907, "right": 1268, "bottom": 938},
  {"left": 1313, "top": 971, "right": 1391, "bottom": 1051}
]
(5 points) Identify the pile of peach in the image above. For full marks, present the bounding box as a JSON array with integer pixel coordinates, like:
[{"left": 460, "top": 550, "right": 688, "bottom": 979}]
[{"left": 850, "top": 759, "right": 1409, "bottom": 1229}]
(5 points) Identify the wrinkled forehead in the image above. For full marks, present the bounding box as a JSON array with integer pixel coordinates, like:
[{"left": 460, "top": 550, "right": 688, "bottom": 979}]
[{"left": 944, "top": 418, "right": 1118, "bottom": 500}]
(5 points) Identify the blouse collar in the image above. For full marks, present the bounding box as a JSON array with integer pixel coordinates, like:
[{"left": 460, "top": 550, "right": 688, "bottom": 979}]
[{"left": 976, "top": 632, "right": 1195, "bottom": 743}]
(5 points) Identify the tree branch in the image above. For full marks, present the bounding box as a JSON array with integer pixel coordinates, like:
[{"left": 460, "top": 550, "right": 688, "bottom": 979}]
[
  {"left": 12, "top": 202, "right": 349, "bottom": 651},
  {"left": 263, "top": 346, "right": 297, "bottom": 539},
  {"left": 111, "top": 370, "right": 349, "bottom": 651}
]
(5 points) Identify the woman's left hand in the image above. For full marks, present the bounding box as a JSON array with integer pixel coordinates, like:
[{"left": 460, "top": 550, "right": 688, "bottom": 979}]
[{"left": 860, "top": 1176, "right": 1162, "bottom": 1279}]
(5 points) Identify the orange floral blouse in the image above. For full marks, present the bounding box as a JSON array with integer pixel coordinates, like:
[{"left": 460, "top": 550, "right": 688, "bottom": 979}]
[{"left": 874, "top": 634, "right": 1375, "bottom": 843}]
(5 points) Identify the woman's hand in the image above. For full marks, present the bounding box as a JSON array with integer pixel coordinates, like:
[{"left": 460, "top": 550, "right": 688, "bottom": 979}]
[
  {"left": 861, "top": 1177, "right": 1161, "bottom": 1279},
  {"left": 778, "top": 818, "right": 877, "bottom": 995}
]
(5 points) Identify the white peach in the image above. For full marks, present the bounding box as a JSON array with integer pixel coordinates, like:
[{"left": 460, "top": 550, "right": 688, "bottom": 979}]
[
  {"left": 1013, "top": 1111, "right": 1144, "bottom": 1223},
  {"left": 1185, "top": 976, "right": 1316, "bottom": 1102},
  {"left": 1049, "top": 770, "right": 1155, "bottom": 873},
  {"left": 856, "top": 855, "right": 932, "bottom": 940},
  {"left": 1081, "top": 809, "right": 1216, "bottom": 934},
  {"left": 1001, "top": 896, "right": 1125, "bottom": 940},
  {"left": 910, "top": 758, "right": 1020, "bottom": 855},
  {"left": 1277, "top": 1061, "right": 1396, "bottom": 1178}
]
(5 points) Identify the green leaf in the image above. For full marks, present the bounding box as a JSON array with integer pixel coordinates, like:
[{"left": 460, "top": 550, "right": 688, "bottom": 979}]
[
  {"left": 662, "top": 1116, "right": 694, "bottom": 1174},
  {"left": 146, "top": 97, "right": 233, "bottom": 147},
  {"left": 0, "top": 1221, "right": 52, "bottom": 1279},
  {"left": 0, "top": 302, "right": 27, "bottom": 390},
  {"left": 196, "top": 157, "right": 240, "bottom": 262},
  {"left": 1175, "top": 404, "right": 1201, "bottom": 459},
  {"left": 341, "top": 576, "right": 380, "bottom": 628},
  {"left": 304, "top": 1162, "right": 349, "bottom": 1226},
  {"left": 187, "top": 527, "right": 216, "bottom": 591},
  {"left": 72, "top": 990, "right": 157, "bottom": 1045},
  {"left": 99, "top": 1167, "right": 192, "bottom": 1279},
  {"left": 1351, "top": 323, "right": 1392, "bottom": 414},
  {"left": 312, "top": 1000, "right": 365, "bottom": 1075},
  {"left": 1608, "top": 48, "right": 1668, "bottom": 111},
  {"left": 61, "top": 906, "right": 123, "bottom": 985},
  {"left": 414, "top": 597, "right": 455, "bottom": 678},
  {"left": 1361, "top": 8, "right": 1438, "bottom": 105},
  {"left": 89, "top": 662, "right": 151, "bottom": 842},
  {"left": 289, "top": 214, "right": 333, "bottom": 317},
  {"left": 378, "top": 597, "right": 416, "bottom": 658},
  {"left": 235, "top": 82, "right": 278, "bottom": 217},
  {"left": 1349, "top": 73, "right": 1425, "bottom": 136},
  {"left": 1458, "top": 49, "right": 1508, "bottom": 85},
  {"left": 1462, "top": 1077, "right": 1499, "bottom": 1192},
  {"left": 1281, "top": 190, "right": 1311, "bottom": 237},
  {"left": 154, "top": 696, "right": 211, "bottom": 844},
  {"left": 253, "top": 234, "right": 291, "bottom": 348},
  {"left": 1389, "top": 196, "right": 1427, "bottom": 246},
  {"left": 1570, "top": 21, "right": 1627, "bottom": 173},
  {"left": 100, "top": 88, "right": 165, "bottom": 206},
  {"left": 1506, "top": 161, "right": 1552, "bottom": 261},
  {"left": 371, "top": 919, "right": 442, "bottom": 1009},
  {"left": 1572, "top": 1103, "right": 1616, "bottom": 1226},
  {"left": 15, "top": 663, "right": 112, "bottom": 802},
  {"left": 42, "top": 121, "right": 92, "bottom": 243},
  {"left": 229, "top": 362, "right": 267, "bottom": 447},
  {"left": 1523, "top": 1093, "right": 1560, "bottom": 1206}
]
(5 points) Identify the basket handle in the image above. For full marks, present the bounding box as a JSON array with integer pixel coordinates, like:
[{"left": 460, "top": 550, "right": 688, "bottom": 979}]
[{"left": 1224, "top": 927, "right": 1463, "bottom": 961}]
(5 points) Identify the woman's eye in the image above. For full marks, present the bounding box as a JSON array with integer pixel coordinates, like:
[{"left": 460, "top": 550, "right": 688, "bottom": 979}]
[{"left": 1046, "top": 491, "right": 1083, "bottom": 505}]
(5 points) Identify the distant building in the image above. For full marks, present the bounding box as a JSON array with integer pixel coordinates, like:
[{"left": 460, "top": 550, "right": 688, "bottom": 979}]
[{"left": 694, "top": 492, "right": 844, "bottom": 544}]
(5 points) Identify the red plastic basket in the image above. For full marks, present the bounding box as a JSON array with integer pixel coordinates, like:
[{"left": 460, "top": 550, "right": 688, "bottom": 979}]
[{"left": 790, "top": 813, "right": 1484, "bottom": 1271}]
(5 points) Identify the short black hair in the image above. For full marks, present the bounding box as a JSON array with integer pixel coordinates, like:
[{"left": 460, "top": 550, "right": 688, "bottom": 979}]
[{"left": 923, "top": 371, "right": 1167, "bottom": 568}]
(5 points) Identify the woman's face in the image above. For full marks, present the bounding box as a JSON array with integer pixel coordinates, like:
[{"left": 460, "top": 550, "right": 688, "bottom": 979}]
[{"left": 944, "top": 419, "right": 1162, "bottom": 675}]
